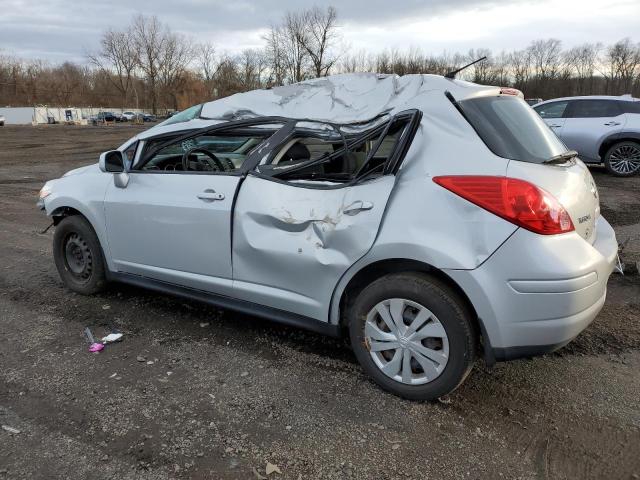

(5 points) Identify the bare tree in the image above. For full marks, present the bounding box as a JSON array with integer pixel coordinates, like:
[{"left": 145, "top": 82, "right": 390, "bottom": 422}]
[
  {"left": 158, "top": 32, "right": 193, "bottom": 110},
  {"left": 295, "top": 6, "right": 342, "bottom": 77},
  {"left": 196, "top": 42, "right": 218, "bottom": 95},
  {"left": 237, "top": 49, "right": 268, "bottom": 90},
  {"left": 603, "top": 38, "right": 640, "bottom": 94},
  {"left": 565, "top": 43, "right": 600, "bottom": 94},
  {"left": 88, "top": 28, "right": 137, "bottom": 108}
]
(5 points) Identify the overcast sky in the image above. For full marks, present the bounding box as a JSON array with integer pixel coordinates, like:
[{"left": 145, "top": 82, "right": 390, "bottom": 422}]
[{"left": 1, "top": 0, "right": 639, "bottom": 63}]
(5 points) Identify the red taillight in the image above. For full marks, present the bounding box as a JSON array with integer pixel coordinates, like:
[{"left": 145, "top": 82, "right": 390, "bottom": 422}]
[{"left": 433, "top": 176, "right": 574, "bottom": 235}]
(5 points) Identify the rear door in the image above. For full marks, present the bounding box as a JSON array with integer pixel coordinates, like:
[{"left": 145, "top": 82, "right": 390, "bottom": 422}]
[
  {"left": 533, "top": 100, "right": 569, "bottom": 137},
  {"left": 230, "top": 112, "right": 420, "bottom": 321},
  {"left": 561, "top": 99, "right": 627, "bottom": 161}
]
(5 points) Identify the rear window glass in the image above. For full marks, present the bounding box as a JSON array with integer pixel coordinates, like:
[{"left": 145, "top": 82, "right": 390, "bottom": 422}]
[{"left": 458, "top": 96, "right": 567, "bottom": 163}]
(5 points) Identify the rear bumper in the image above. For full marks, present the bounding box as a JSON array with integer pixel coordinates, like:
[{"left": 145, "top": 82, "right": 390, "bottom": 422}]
[{"left": 446, "top": 216, "right": 618, "bottom": 361}]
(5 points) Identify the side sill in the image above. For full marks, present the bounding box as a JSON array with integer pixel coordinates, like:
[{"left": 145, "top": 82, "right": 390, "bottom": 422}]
[
  {"left": 492, "top": 339, "right": 572, "bottom": 362},
  {"left": 107, "top": 271, "right": 341, "bottom": 338}
]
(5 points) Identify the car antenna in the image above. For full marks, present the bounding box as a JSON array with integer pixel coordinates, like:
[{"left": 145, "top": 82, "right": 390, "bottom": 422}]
[{"left": 445, "top": 56, "right": 487, "bottom": 79}]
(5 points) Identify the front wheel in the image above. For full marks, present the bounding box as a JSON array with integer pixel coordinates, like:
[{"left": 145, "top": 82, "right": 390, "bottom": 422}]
[
  {"left": 53, "top": 215, "right": 107, "bottom": 295},
  {"left": 604, "top": 141, "right": 640, "bottom": 176},
  {"left": 348, "top": 272, "right": 476, "bottom": 401}
]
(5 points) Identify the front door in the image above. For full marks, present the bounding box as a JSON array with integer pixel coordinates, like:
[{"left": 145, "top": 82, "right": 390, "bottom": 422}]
[
  {"left": 534, "top": 100, "right": 569, "bottom": 139},
  {"left": 104, "top": 172, "right": 239, "bottom": 294},
  {"left": 103, "top": 125, "right": 280, "bottom": 294}
]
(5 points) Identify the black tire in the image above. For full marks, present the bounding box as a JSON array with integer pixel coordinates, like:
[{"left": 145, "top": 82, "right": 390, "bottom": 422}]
[
  {"left": 53, "top": 215, "right": 107, "bottom": 295},
  {"left": 604, "top": 141, "right": 640, "bottom": 177},
  {"left": 348, "top": 272, "right": 476, "bottom": 401}
]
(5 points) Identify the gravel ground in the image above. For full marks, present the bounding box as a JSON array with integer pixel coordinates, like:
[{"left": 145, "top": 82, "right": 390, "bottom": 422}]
[{"left": 0, "top": 125, "right": 639, "bottom": 480}]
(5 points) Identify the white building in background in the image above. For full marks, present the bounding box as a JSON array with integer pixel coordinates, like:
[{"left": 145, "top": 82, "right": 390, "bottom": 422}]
[{"left": 0, "top": 106, "right": 150, "bottom": 124}]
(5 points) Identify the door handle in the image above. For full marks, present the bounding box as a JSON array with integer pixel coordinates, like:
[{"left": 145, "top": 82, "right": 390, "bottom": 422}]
[
  {"left": 197, "top": 189, "right": 225, "bottom": 202},
  {"left": 343, "top": 200, "right": 374, "bottom": 216},
  {"left": 604, "top": 121, "right": 621, "bottom": 126}
]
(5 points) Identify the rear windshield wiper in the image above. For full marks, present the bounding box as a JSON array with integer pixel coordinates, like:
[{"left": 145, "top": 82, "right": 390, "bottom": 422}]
[{"left": 543, "top": 150, "right": 578, "bottom": 165}]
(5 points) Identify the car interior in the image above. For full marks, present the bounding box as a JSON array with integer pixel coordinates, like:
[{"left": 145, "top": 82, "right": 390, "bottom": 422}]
[
  {"left": 262, "top": 118, "right": 411, "bottom": 184},
  {"left": 137, "top": 115, "right": 414, "bottom": 183}
]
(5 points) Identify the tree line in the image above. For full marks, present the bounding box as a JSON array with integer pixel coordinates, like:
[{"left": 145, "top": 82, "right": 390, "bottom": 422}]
[{"left": 1, "top": 8, "right": 639, "bottom": 113}]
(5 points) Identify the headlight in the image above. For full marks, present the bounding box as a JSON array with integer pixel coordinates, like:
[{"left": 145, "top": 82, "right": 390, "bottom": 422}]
[{"left": 39, "top": 183, "right": 53, "bottom": 199}]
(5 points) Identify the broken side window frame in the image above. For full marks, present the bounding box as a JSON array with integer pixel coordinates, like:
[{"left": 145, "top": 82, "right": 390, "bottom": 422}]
[{"left": 251, "top": 109, "right": 422, "bottom": 189}]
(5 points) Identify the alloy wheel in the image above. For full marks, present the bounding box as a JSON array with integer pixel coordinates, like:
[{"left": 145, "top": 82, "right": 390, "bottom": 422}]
[{"left": 609, "top": 144, "right": 640, "bottom": 175}]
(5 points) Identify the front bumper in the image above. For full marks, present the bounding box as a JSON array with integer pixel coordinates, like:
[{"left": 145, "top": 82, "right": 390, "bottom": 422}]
[{"left": 446, "top": 216, "right": 618, "bottom": 361}]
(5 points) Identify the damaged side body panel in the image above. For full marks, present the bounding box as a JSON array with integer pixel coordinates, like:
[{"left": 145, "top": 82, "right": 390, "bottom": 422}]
[{"left": 231, "top": 174, "right": 396, "bottom": 320}]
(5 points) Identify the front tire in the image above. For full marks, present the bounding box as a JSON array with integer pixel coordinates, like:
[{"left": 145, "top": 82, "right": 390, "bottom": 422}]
[
  {"left": 53, "top": 215, "right": 107, "bottom": 295},
  {"left": 604, "top": 141, "right": 640, "bottom": 176},
  {"left": 348, "top": 272, "right": 476, "bottom": 401}
]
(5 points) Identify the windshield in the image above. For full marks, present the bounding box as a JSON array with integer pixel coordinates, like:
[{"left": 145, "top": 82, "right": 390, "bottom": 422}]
[
  {"left": 458, "top": 95, "right": 567, "bottom": 163},
  {"left": 156, "top": 104, "right": 203, "bottom": 128}
]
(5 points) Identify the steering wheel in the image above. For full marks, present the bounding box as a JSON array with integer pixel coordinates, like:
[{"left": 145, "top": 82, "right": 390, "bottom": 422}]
[{"left": 181, "top": 147, "right": 226, "bottom": 172}]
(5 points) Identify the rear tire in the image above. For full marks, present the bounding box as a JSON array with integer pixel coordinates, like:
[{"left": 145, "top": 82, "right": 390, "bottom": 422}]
[
  {"left": 604, "top": 141, "right": 640, "bottom": 177},
  {"left": 347, "top": 272, "right": 476, "bottom": 401},
  {"left": 53, "top": 215, "right": 107, "bottom": 295}
]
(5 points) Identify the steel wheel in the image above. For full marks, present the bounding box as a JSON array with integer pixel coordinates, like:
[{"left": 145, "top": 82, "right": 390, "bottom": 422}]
[
  {"left": 63, "top": 232, "right": 93, "bottom": 283},
  {"left": 607, "top": 143, "right": 640, "bottom": 175},
  {"left": 365, "top": 298, "right": 449, "bottom": 385}
]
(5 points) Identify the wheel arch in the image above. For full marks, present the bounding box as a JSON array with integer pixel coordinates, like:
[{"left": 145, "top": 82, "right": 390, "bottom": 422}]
[
  {"left": 332, "top": 257, "right": 491, "bottom": 363},
  {"left": 598, "top": 132, "right": 640, "bottom": 160},
  {"left": 47, "top": 198, "right": 114, "bottom": 272},
  {"left": 51, "top": 205, "right": 86, "bottom": 225}
]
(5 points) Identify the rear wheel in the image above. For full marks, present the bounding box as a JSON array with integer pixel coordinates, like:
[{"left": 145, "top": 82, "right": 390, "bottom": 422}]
[
  {"left": 604, "top": 141, "right": 640, "bottom": 176},
  {"left": 53, "top": 215, "right": 107, "bottom": 294},
  {"left": 348, "top": 272, "right": 476, "bottom": 401}
]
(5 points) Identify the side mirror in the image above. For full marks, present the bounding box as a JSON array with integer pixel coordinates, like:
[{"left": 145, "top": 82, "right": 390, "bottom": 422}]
[
  {"left": 99, "top": 150, "right": 125, "bottom": 173},
  {"left": 99, "top": 150, "right": 130, "bottom": 188}
]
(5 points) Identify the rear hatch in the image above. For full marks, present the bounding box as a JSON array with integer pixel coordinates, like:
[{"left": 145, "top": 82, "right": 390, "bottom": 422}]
[{"left": 456, "top": 94, "right": 599, "bottom": 243}]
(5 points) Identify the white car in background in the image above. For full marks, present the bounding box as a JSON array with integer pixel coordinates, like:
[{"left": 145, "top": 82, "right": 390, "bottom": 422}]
[
  {"left": 37, "top": 74, "right": 618, "bottom": 400},
  {"left": 120, "top": 111, "right": 136, "bottom": 121}
]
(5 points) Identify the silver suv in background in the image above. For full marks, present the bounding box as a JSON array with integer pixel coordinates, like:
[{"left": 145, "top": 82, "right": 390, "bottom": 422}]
[{"left": 533, "top": 95, "right": 640, "bottom": 176}]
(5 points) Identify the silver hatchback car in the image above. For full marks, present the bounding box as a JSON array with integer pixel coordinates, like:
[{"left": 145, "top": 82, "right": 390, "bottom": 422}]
[
  {"left": 38, "top": 74, "right": 618, "bottom": 400},
  {"left": 533, "top": 95, "right": 640, "bottom": 176}
]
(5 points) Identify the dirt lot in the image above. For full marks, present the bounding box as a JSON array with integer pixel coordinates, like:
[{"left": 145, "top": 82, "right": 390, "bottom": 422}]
[{"left": 1, "top": 125, "right": 639, "bottom": 480}]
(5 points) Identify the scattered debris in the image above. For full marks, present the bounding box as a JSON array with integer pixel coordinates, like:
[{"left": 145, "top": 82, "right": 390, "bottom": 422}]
[
  {"left": 102, "top": 305, "right": 111, "bottom": 310},
  {"left": 136, "top": 356, "right": 146, "bottom": 362},
  {"left": 84, "top": 327, "right": 104, "bottom": 353},
  {"left": 438, "top": 397, "right": 452, "bottom": 405},
  {"left": 391, "top": 443, "right": 400, "bottom": 450},
  {"left": 240, "top": 371, "right": 249, "bottom": 377},
  {"left": 101, "top": 333, "right": 123, "bottom": 344},
  {"left": 147, "top": 361, "right": 154, "bottom": 365},
  {"left": 109, "top": 373, "right": 118, "bottom": 378},
  {"left": 1, "top": 425, "right": 21, "bottom": 434},
  {"left": 265, "top": 462, "right": 282, "bottom": 475},
  {"left": 200, "top": 322, "right": 210, "bottom": 328}
]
